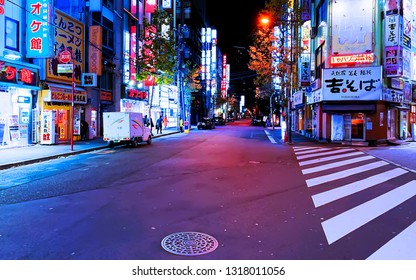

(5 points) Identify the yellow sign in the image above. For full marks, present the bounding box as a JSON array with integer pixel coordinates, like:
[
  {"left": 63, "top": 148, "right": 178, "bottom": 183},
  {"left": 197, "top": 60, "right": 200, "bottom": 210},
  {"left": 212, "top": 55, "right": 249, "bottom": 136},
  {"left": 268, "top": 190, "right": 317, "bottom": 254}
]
[{"left": 46, "top": 9, "right": 85, "bottom": 84}]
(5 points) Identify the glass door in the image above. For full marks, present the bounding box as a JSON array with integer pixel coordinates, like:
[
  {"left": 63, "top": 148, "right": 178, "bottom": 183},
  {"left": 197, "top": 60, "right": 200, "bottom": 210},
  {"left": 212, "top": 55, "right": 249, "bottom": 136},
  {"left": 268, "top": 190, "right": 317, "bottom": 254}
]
[{"left": 351, "top": 113, "right": 365, "bottom": 140}]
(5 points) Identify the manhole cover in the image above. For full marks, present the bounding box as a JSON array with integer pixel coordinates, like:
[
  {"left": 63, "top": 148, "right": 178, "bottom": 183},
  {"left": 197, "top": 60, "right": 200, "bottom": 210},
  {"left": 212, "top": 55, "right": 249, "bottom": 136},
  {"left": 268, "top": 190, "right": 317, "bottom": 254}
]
[{"left": 161, "top": 232, "right": 218, "bottom": 256}]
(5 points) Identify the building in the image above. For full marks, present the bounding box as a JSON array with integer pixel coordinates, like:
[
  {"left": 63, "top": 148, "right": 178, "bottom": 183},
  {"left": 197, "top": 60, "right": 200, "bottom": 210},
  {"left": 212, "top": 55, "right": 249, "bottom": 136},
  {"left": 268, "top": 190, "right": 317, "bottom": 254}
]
[{"left": 297, "top": 0, "right": 415, "bottom": 145}]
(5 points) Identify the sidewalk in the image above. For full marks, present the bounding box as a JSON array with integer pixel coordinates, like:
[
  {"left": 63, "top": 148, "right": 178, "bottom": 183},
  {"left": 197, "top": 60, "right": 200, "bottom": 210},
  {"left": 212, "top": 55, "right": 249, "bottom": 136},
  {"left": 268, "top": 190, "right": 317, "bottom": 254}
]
[{"left": 0, "top": 127, "right": 179, "bottom": 170}]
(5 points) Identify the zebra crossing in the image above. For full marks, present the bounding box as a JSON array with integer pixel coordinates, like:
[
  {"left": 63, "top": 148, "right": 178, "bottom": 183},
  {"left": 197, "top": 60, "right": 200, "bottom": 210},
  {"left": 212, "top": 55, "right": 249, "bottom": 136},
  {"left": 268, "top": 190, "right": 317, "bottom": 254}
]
[{"left": 293, "top": 145, "right": 416, "bottom": 259}]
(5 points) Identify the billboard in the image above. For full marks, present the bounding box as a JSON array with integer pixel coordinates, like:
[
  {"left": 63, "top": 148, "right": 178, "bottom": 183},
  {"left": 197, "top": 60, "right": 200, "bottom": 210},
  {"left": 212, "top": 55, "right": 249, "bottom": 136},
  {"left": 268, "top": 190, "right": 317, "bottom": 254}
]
[
  {"left": 46, "top": 9, "right": 85, "bottom": 84},
  {"left": 331, "top": 0, "right": 373, "bottom": 54},
  {"left": 322, "top": 66, "right": 382, "bottom": 101}
]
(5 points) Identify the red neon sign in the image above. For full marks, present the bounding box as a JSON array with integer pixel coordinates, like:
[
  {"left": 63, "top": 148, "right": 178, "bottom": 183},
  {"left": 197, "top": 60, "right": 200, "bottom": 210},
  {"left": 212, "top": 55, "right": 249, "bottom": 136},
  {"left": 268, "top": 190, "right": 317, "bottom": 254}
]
[{"left": 330, "top": 53, "right": 375, "bottom": 66}]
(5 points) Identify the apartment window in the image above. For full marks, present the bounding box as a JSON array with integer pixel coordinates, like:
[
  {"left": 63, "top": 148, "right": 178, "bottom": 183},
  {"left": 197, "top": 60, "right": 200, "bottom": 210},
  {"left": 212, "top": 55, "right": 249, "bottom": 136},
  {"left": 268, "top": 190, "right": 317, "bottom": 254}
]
[
  {"left": 102, "top": 17, "right": 114, "bottom": 51},
  {"left": 103, "top": 0, "right": 114, "bottom": 10},
  {"left": 91, "top": 12, "right": 114, "bottom": 51},
  {"left": 5, "top": 17, "right": 19, "bottom": 51}
]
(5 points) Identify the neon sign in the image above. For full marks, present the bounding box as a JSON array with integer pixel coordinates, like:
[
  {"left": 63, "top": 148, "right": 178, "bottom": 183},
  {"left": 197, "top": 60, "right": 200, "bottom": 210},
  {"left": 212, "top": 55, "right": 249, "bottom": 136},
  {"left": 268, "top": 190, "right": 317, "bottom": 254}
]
[
  {"left": 26, "top": 0, "right": 54, "bottom": 58},
  {"left": 330, "top": 53, "right": 375, "bottom": 66}
]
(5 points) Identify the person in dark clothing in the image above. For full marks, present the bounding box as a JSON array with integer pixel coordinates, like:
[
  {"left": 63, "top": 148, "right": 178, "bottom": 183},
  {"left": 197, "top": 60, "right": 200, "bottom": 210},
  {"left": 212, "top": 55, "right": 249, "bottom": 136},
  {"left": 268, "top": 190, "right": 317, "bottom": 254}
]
[
  {"left": 150, "top": 118, "right": 154, "bottom": 136},
  {"left": 156, "top": 116, "right": 163, "bottom": 134},
  {"left": 80, "top": 120, "right": 88, "bottom": 140}
]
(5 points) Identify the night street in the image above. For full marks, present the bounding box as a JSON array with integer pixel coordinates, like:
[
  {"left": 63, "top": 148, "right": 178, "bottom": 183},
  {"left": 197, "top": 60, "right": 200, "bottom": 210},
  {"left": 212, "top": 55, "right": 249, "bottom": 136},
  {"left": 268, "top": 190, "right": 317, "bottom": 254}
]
[{"left": 0, "top": 120, "right": 414, "bottom": 260}]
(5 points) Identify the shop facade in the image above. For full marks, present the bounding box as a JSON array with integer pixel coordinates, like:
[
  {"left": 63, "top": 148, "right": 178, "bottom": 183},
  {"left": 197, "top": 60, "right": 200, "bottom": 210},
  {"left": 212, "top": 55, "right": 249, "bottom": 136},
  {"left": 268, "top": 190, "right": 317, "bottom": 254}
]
[
  {"left": 0, "top": 60, "right": 40, "bottom": 148},
  {"left": 39, "top": 84, "right": 87, "bottom": 144}
]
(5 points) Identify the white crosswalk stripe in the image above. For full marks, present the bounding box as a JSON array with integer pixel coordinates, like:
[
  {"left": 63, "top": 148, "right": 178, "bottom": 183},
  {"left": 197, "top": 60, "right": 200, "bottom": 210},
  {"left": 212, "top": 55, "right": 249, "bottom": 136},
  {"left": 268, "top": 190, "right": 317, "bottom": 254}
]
[
  {"left": 305, "top": 161, "right": 388, "bottom": 187},
  {"left": 293, "top": 146, "right": 416, "bottom": 258},
  {"left": 312, "top": 168, "right": 408, "bottom": 207},
  {"left": 367, "top": 221, "right": 416, "bottom": 260},
  {"left": 302, "top": 155, "right": 374, "bottom": 175},
  {"left": 322, "top": 180, "right": 416, "bottom": 244}
]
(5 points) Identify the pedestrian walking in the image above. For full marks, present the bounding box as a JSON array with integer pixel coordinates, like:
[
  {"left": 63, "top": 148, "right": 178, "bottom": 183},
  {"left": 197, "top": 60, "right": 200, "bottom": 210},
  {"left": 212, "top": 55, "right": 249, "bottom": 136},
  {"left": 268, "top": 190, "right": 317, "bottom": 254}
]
[
  {"left": 156, "top": 116, "right": 163, "bottom": 134},
  {"left": 150, "top": 118, "right": 154, "bottom": 136},
  {"left": 163, "top": 115, "right": 168, "bottom": 129},
  {"left": 179, "top": 117, "right": 184, "bottom": 133},
  {"left": 144, "top": 115, "right": 150, "bottom": 127}
]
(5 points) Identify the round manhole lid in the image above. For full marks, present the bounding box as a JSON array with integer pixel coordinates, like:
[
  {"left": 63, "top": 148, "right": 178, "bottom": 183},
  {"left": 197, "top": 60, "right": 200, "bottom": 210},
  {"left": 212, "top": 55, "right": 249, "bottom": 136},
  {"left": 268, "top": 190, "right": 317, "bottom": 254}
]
[{"left": 161, "top": 232, "right": 218, "bottom": 256}]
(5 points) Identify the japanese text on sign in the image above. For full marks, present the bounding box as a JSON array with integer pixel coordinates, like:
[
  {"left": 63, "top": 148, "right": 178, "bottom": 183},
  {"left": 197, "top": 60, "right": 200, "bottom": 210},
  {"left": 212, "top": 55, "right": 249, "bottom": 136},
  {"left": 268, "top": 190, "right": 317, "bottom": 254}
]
[{"left": 322, "top": 66, "right": 382, "bottom": 101}]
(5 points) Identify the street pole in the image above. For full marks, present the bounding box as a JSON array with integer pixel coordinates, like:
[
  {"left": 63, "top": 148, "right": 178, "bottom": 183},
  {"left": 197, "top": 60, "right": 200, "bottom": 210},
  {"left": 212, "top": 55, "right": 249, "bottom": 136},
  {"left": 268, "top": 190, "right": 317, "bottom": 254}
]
[
  {"left": 270, "top": 93, "right": 274, "bottom": 130},
  {"left": 70, "top": 60, "right": 74, "bottom": 151},
  {"left": 287, "top": 14, "right": 294, "bottom": 144}
]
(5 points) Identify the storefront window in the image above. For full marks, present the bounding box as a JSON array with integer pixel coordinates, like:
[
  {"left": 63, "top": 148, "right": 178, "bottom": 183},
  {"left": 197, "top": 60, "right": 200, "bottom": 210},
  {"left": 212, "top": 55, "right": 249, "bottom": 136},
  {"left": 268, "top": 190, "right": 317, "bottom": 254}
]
[{"left": 351, "top": 113, "right": 365, "bottom": 140}]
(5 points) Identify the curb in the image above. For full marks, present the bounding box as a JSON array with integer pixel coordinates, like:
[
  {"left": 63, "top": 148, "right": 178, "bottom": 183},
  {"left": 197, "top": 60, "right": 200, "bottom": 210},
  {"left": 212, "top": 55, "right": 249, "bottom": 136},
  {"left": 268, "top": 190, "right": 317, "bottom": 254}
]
[{"left": 0, "top": 131, "right": 180, "bottom": 171}]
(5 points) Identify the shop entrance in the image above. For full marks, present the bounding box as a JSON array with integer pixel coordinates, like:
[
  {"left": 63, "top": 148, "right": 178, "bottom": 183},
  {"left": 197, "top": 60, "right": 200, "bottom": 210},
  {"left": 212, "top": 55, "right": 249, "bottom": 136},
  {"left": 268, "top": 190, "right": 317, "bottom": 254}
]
[
  {"left": 331, "top": 113, "right": 365, "bottom": 142},
  {"left": 351, "top": 113, "right": 365, "bottom": 140},
  {"left": 56, "top": 109, "right": 69, "bottom": 141}
]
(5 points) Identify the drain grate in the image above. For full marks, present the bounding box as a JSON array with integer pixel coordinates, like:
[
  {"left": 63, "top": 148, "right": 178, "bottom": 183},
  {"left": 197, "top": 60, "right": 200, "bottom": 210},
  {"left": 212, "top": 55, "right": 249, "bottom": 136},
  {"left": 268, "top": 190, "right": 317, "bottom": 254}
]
[{"left": 161, "top": 232, "right": 218, "bottom": 256}]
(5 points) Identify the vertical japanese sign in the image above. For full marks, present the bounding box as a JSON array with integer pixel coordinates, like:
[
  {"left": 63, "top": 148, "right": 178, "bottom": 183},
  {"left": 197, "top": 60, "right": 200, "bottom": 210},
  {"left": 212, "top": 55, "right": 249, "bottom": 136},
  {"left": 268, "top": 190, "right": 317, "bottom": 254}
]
[
  {"left": 89, "top": 26, "right": 102, "bottom": 75},
  {"left": 322, "top": 66, "right": 382, "bottom": 101},
  {"left": 46, "top": 9, "right": 84, "bottom": 84},
  {"left": 384, "top": 15, "right": 400, "bottom": 46},
  {"left": 331, "top": 0, "right": 373, "bottom": 54},
  {"left": 130, "top": 25, "right": 137, "bottom": 83},
  {"left": 145, "top": 0, "right": 157, "bottom": 13},
  {"left": 26, "top": 0, "right": 54, "bottom": 58},
  {"left": 402, "top": 0, "right": 412, "bottom": 49},
  {"left": 385, "top": 46, "right": 403, "bottom": 77},
  {"left": 300, "top": 53, "right": 311, "bottom": 86},
  {"left": 162, "top": 0, "right": 172, "bottom": 9}
]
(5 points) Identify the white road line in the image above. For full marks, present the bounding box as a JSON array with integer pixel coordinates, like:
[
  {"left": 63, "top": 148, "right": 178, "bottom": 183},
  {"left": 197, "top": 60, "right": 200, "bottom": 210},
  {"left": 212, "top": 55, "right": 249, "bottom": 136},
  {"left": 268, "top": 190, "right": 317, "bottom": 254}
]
[
  {"left": 306, "top": 161, "right": 388, "bottom": 187},
  {"left": 302, "top": 155, "right": 375, "bottom": 175},
  {"left": 298, "top": 151, "right": 365, "bottom": 166},
  {"left": 312, "top": 168, "right": 409, "bottom": 207},
  {"left": 296, "top": 148, "right": 355, "bottom": 160},
  {"left": 264, "top": 130, "right": 277, "bottom": 144},
  {"left": 293, "top": 146, "right": 318, "bottom": 151},
  {"left": 322, "top": 180, "right": 416, "bottom": 245},
  {"left": 295, "top": 148, "right": 332, "bottom": 155},
  {"left": 367, "top": 221, "right": 416, "bottom": 260}
]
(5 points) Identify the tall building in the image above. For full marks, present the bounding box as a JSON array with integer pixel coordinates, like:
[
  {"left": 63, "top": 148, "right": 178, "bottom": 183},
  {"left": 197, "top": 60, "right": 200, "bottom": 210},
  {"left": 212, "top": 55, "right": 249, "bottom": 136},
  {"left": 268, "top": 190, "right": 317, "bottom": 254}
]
[{"left": 295, "top": 0, "right": 415, "bottom": 145}]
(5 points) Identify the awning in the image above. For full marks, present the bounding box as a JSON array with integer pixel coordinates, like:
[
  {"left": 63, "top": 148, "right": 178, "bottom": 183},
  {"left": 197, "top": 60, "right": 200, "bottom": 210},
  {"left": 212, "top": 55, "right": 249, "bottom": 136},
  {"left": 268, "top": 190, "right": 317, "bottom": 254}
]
[
  {"left": 43, "top": 83, "right": 87, "bottom": 104},
  {"left": 322, "top": 103, "right": 376, "bottom": 113}
]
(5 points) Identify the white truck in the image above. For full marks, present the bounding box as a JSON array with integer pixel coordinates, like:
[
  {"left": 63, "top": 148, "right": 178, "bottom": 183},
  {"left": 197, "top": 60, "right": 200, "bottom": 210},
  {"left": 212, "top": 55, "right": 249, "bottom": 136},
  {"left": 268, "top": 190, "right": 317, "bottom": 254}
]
[{"left": 103, "top": 112, "right": 152, "bottom": 148}]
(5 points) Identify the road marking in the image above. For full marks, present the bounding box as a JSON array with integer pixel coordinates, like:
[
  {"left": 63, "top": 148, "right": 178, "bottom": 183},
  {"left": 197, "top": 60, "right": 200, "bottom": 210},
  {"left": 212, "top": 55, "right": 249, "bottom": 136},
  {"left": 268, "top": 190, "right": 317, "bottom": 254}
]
[
  {"left": 294, "top": 148, "right": 332, "bottom": 155},
  {"left": 296, "top": 148, "right": 355, "bottom": 160},
  {"left": 322, "top": 180, "right": 416, "bottom": 245},
  {"left": 298, "top": 151, "right": 365, "bottom": 166},
  {"left": 367, "top": 221, "right": 416, "bottom": 260},
  {"left": 264, "top": 130, "right": 277, "bottom": 144},
  {"left": 302, "top": 155, "right": 374, "bottom": 175},
  {"left": 312, "top": 168, "right": 409, "bottom": 207},
  {"left": 293, "top": 146, "right": 319, "bottom": 151},
  {"left": 306, "top": 161, "right": 388, "bottom": 187}
]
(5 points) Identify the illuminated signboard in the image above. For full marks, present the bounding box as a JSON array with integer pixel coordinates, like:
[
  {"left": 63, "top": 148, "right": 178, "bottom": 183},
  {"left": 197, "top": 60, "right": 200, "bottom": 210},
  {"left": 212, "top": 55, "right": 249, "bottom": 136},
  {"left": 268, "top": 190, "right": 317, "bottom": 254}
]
[
  {"left": 145, "top": 0, "right": 157, "bottom": 13},
  {"left": 0, "top": 60, "right": 39, "bottom": 87},
  {"left": 0, "top": 0, "right": 4, "bottom": 15},
  {"left": 26, "top": 0, "right": 54, "bottom": 58},
  {"left": 322, "top": 66, "right": 382, "bottom": 101},
  {"left": 330, "top": 53, "right": 375, "bottom": 66},
  {"left": 46, "top": 9, "right": 85, "bottom": 84}
]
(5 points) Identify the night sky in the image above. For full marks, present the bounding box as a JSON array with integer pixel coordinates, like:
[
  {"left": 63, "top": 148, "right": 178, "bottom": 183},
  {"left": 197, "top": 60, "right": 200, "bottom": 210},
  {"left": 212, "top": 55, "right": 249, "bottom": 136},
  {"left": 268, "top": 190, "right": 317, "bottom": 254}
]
[
  {"left": 205, "top": 0, "right": 268, "bottom": 107},
  {"left": 206, "top": 0, "right": 267, "bottom": 54}
]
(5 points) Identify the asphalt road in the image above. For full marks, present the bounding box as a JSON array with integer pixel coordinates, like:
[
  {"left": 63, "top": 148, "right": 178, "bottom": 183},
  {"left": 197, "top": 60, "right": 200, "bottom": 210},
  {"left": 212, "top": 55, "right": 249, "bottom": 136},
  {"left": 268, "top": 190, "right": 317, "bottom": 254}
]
[{"left": 0, "top": 120, "right": 414, "bottom": 260}]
